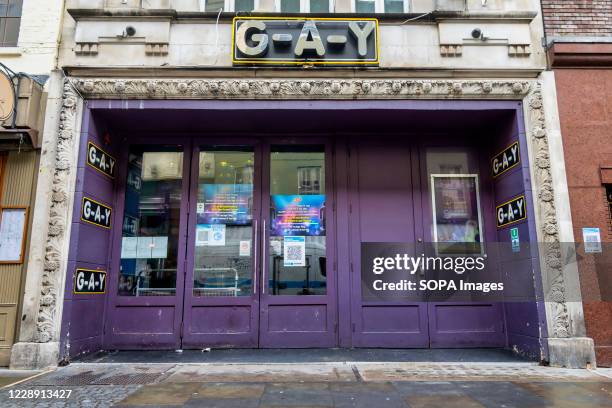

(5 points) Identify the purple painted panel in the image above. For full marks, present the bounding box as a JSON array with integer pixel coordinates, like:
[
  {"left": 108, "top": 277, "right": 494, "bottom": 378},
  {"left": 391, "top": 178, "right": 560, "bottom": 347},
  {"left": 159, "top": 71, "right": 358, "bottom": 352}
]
[
  {"left": 505, "top": 302, "right": 540, "bottom": 337},
  {"left": 68, "top": 336, "right": 104, "bottom": 359},
  {"left": 361, "top": 306, "right": 423, "bottom": 333},
  {"left": 267, "top": 305, "right": 327, "bottom": 332},
  {"left": 111, "top": 306, "right": 176, "bottom": 335},
  {"left": 60, "top": 109, "right": 115, "bottom": 361},
  {"left": 189, "top": 306, "right": 252, "bottom": 334},
  {"left": 67, "top": 299, "right": 106, "bottom": 340},
  {"left": 493, "top": 171, "right": 531, "bottom": 206},
  {"left": 68, "top": 222, "right": 111, "bottom": 265},
  {"left": 75, "top": 168, "right": 115, "bottom": 201},
  {"left": 501, "top": 258, "right": 537, "bottom": 301},
  {"left": 429, "top": 303, "right": 505, "bottom": 348}
]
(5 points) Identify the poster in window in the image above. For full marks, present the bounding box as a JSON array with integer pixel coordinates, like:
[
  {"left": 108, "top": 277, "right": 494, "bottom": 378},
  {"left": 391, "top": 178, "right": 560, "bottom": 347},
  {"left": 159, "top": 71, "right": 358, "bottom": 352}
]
[
  {"left": 197, "top": 184, "right": 253, "bottom": 225},
  {"left": 271, "top": 195, "right": 326, "bottom": 236},
  {"left": 431, "top": 175, "right": 483, "bottom": 254},
  {"left": 0, "top": 207, "right": 28, "bottom": 263}
]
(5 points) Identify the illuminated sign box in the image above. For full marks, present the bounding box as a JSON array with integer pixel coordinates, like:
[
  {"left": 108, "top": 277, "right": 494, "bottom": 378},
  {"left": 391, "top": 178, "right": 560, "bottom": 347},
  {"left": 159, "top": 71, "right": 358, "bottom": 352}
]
[{"left": 232, "top": 17, "right": 379, "bottom": 66}]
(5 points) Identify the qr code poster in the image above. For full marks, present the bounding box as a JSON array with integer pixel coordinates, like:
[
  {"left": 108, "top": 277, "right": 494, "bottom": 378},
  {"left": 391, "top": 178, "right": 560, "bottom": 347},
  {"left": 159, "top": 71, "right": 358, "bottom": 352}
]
[
  {"left": 582, "top": 227, "right": 602, "bottom": 253},
  {"left": 196, "top": 224, "right": 226, "bottom": 247},
  {"left": 284, "top": 236, "right": 306, "bottom": 267}
]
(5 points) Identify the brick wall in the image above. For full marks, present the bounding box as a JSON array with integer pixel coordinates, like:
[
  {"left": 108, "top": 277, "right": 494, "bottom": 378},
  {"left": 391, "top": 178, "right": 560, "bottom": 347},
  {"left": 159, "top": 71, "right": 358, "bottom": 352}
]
[{"left": 542, "top": 0, "right": 612, "bottom": 37}]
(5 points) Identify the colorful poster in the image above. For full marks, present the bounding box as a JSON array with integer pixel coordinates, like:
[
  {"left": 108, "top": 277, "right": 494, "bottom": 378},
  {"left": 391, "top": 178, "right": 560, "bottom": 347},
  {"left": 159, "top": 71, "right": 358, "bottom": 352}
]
[
  {"left": 271, "top": 195, "right": 325, "bottom": 236},
  {"left": 198, "top": 184, "right": 252, "bottom": 225},
  {"left": 284, "top": 236, "right": 306, "bottom": 267}
]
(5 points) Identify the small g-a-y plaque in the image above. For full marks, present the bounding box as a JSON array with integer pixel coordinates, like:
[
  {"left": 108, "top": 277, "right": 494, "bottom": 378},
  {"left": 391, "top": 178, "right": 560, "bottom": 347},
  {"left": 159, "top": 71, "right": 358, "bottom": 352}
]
[
  {"left": 73, "top": 268, "right": 106, "bottom": 294},
  {"left": 81, "top": 196, "right": 112, "bottom": 229},
  {"left": 496, "top": 195, "right": 527, "bottom": 228},
  {"left": 87, "top": 141, "right": 116, "bottom": 178}
]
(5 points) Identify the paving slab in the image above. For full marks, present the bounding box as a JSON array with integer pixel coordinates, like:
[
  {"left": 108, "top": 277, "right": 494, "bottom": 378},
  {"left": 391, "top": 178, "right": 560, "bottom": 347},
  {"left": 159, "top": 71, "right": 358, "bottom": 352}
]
[
  {"left": 355, "top": 362, "right": 607, "bottom": 382},
  {"left": 80, "top": 348, "right": 532, "bottom": 364},
  {"left": 163, "top": 364, "right": 356, "bottom": 383}
]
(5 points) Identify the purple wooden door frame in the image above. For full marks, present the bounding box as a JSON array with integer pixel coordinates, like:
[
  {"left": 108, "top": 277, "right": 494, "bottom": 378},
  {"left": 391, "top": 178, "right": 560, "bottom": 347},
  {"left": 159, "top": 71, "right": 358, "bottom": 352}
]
[
  {"left": 104, "top": 136, "right": 192, "bottom": 350},
  {"left": 417, "top": 141, "right": 506, "bottom": 348},
  {"left": 182, "top": 137, "right": 263, "bottom": 348},
  {"left": 258, "top": 137, "right": 338, "bottom": 348},
  {"left": 348, "top": 137, "right": 429, "bottom": 347}
]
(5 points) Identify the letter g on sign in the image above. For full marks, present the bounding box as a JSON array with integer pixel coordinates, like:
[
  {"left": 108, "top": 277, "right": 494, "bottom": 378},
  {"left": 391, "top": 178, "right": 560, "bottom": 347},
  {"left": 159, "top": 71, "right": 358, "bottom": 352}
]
[{"left": 236, "top": 21, "right": 269, "bottom": 57}]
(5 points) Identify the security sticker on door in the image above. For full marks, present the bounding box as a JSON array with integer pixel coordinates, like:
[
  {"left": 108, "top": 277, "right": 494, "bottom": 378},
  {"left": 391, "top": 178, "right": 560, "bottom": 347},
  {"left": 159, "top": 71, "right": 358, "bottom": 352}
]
[
  {"left": 284, "top": 236, "right": 305, "bottom": 267},
  {"left": 196, "top": 224, "right": 226, "bottom": 246}
]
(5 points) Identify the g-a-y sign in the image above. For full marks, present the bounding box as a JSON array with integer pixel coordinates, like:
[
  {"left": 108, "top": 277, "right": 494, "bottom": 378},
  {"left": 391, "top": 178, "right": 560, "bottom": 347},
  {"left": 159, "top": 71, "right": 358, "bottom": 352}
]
[
  {"left": 232, "top": 17, "right": 379, "bottom": 65},
  {"left": 73, "top": 268, "right": 106, "bottom": 294},
  {"left": 81, "top": 197, "right": 112, "bottom": 229},
  {"left": 491, "top": 141, "right": 520, "bottom": 178},
  {"left": 496, "top": 195, "right": 527, "bottom": 228},
  {"left": 87, "top": 141, "right": 116, "bottom": 178}
]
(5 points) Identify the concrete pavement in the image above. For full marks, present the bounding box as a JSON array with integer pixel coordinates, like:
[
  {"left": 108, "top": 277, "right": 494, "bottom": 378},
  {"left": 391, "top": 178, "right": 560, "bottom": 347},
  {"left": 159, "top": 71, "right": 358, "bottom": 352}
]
[{"left": 0, "top": 361, "right": 611, "bottom": 407}]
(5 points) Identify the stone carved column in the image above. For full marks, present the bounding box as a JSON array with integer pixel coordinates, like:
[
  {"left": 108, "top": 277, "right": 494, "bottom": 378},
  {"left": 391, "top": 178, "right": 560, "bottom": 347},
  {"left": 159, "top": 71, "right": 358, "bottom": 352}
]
[{"left": 10, "top": 76, "right": 83, "bottom": 369}]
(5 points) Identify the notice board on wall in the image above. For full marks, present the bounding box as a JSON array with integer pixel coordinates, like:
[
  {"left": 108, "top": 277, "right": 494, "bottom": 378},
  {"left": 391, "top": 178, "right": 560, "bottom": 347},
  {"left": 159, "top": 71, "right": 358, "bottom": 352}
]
[{"left": 0, "top": 207, "right": 28, "bottom": 264}]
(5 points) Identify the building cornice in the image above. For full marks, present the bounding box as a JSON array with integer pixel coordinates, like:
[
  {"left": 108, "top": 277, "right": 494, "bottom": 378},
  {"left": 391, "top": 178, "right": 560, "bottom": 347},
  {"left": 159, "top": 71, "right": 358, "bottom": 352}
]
[
  {"left": 62, "top": 67, "right": 544, "bottom": 80},
  {"left": 66, "top": 9, "right": 538, "bottom": 23},
  {"left": 547, "top": 42, "right": 612, "bottom": 68}
]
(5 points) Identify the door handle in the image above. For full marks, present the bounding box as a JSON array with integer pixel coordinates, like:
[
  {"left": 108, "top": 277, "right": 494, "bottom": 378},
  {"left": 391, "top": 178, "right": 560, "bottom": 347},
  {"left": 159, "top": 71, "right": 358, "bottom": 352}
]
[
  {"left": 262, "top": 218, "right": 266, "bottom": 295},
  {"left": 253, "top": 219, "right": 258, "bottom": 295}
]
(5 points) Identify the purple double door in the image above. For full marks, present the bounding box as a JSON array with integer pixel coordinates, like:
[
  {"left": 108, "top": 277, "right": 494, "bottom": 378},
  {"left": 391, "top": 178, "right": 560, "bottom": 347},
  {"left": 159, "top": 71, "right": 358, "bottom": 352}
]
[
  {"left": 105, "top": 138, "right": 336, "bottom": 349},
  {"left": 104, "top": 136, "right": 505, "bottom": 349}
]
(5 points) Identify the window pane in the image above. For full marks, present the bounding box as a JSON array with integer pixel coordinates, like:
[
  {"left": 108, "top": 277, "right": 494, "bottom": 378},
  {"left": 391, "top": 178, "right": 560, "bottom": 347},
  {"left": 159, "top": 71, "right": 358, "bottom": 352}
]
[
  {"left": 2, "top": 17, "right": 19, "bottom": 46},
  {"left": 384, "top": 0, "right": 403, "bottom": 12},
  {"left": 205, "top": 0, "right": 224, "bottom": 12},
  {"left": 269, "top": 146, "right": 326, "bottom": 296},
  {"left": 0, "top": 0, "right": 8, "bottom": 17},
  {"left": 235, "top": 0, "right": 254, "bottom": 11},
  {"left": 355, "top": 0, "right": 375, "bottom": 13},
  {"left": 118, "top": 147, "right": 183, "bottom": 296},
  {"left": 311, "top": 0, "right": 330, "bottom": 13},
  {"left": 193, "top": 148, "right": 255, "bottom": 297},
  {"left": 281, "top": 0, "right": 300, "bottom": 12},
  {"left": 427, "top": 148, "right": 483, "bottom": 255},
  {"left": 7, "top": 0, "right": 22, "bottom": 17}
]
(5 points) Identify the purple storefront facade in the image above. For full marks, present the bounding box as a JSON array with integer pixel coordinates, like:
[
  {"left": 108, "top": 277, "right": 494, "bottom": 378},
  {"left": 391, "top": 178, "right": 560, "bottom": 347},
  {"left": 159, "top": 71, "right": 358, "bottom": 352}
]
[{"left": 57, "top": 97, "right": 547, "bottom": 359}]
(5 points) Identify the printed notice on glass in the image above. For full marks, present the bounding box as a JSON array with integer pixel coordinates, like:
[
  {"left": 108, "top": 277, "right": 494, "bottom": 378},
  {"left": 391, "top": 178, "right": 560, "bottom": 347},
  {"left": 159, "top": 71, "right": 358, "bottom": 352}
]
[
  {"left": 583, "top": 227, "right": 602, "bottom": 253},
  {"left": 136, "top": 236, "right": 153, "bottom": 259},
  {"left": 284, "top": 236, "right": 306, "bottom": 267},
  {"left": 120, "top": 237, "right": 138, "bottom": 258},
  {"left": 239, "top": 240, "right": 251, "bottom": 257},
  {"left": 196, "top": 224, "right": 226, "bottom": 246},
  {"left": 0, "top": 208, "right": 27, "bottom": 263},
  {"left": 151, "top": 236, "right": 168, "bottom": 258}
]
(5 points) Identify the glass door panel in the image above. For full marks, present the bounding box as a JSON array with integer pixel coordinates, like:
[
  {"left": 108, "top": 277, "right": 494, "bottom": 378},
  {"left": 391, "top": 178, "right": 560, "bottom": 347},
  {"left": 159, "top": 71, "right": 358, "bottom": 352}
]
[
  {"left": 268, "top": 146, "right": 327, "bottom": 296},
  {"left": 182, "top": 144, "right": 260, "bottom": 348},
  {"left": 193, "top": 148, "right": 255, "bottom": 297},
  {"left": 118, "top": 148, "right": 184, "bottom": 297},
  {"left": 106, "top": 142, "right": 189, "bottom": 350},
  {"left": 259, "top": 142, "right": 336, "bottom": 348}
]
